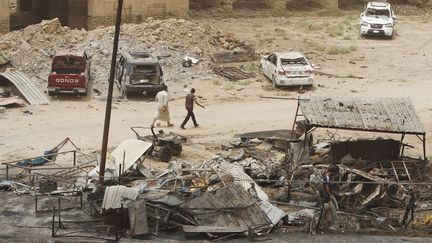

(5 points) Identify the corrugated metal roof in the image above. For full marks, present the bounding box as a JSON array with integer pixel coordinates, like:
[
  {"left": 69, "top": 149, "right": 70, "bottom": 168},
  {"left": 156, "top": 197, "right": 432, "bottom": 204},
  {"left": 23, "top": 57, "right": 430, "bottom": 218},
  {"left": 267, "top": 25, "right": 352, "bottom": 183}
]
[
  {"left": 258, "top": 200, "right": 286, "bottom": 226},
  {"left": 180, "top": 185, "right": 271, "bottom": 232},
  {"left": 299, "top": 96, "right": 425, "bottom": 135},
  {"left": 0, "top": 70, "right": 49, "bottom": 105},
  {"left": 218, "top": 162, "right": 269, "bottom": 201},
  {"left": 102, "top": 185, "right": 140, "bottom": 210}
]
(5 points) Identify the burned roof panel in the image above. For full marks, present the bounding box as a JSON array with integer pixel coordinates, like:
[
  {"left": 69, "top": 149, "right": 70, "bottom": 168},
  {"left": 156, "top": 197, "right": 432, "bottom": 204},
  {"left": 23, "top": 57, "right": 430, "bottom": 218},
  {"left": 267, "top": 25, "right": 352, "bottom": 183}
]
[{"left": 299, "top": 96, "right": 425, "bottom": 134}]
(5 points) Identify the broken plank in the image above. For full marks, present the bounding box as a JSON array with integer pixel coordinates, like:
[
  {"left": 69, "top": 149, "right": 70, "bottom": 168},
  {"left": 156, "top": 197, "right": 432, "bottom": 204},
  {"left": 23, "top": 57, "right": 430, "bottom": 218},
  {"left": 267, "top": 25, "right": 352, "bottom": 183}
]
[{"left": 183, "top": 225, "right": 247, "bottom": 233}]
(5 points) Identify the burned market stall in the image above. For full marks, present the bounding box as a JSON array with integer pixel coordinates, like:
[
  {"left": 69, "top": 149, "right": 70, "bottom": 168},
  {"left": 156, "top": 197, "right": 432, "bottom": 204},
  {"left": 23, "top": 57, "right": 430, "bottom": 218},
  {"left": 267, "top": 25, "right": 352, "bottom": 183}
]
[{"left": 284, "top": 96, "right": 431, "bottom": 232}]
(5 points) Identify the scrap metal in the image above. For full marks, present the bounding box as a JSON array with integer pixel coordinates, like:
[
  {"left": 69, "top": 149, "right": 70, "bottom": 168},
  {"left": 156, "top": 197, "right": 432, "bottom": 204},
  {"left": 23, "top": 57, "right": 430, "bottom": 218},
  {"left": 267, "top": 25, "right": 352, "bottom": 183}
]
[
  {"left": 0, "top": 70, "right": 49, "bottom": 105},
  {"left": 213, "top": 66, "right": 255, "bottom": 81}
]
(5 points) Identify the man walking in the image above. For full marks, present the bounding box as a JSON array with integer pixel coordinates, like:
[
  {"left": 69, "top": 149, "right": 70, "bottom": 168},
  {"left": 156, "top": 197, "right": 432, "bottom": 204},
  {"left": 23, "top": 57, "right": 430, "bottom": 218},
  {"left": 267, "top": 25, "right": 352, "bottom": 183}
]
[
  {"left": 180, "top": 88, "right": 204, "bottom": 129},
  {"left": 151, "top": 87, "right": 173, "bottom": 128}
]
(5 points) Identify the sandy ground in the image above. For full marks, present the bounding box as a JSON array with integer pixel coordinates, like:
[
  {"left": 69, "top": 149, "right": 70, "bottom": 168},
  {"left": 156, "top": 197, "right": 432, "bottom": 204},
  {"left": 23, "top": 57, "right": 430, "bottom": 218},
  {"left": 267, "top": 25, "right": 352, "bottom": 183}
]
[{"left": 1, "top": 13, "right": 432, "bottom": 169}]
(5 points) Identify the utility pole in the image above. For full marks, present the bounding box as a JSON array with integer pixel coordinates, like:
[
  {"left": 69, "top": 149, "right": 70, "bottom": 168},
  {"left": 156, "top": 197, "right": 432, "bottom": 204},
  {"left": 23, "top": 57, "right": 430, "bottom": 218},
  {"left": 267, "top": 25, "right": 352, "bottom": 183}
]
[{"left": 99, "top": 0, "right": 123, "bottom": 186}]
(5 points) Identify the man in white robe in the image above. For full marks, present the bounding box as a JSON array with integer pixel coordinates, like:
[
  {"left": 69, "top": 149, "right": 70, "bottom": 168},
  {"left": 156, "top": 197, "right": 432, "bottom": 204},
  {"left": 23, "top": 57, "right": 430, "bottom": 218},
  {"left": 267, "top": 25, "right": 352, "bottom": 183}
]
[{"left": 151, "top": 87, "right": 173, "bottom": 127}]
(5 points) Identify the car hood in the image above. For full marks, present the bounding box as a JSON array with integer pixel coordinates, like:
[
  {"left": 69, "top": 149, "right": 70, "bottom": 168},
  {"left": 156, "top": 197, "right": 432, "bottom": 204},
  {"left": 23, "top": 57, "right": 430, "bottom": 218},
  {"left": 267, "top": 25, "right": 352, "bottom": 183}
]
[{"left": 362, "top": 16, "right": 392, "bottom": 24}]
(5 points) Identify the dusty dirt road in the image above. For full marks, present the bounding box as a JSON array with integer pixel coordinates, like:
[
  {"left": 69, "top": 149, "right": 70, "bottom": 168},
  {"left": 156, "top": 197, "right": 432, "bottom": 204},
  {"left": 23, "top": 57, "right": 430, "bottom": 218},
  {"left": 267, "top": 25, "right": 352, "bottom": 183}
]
[{"left": 1, "top": 14, "right": 431, "bottom": 165}]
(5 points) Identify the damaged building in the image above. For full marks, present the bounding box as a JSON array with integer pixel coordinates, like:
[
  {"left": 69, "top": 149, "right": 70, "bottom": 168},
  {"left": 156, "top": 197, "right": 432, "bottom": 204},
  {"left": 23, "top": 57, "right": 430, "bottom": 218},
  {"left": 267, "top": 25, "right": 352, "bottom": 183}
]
[
  {"left": 0, "top": 0, "right": 343, "bottom": 32},
  {"left": 0, "top": 0, "right": 10, "bottom": 33}
]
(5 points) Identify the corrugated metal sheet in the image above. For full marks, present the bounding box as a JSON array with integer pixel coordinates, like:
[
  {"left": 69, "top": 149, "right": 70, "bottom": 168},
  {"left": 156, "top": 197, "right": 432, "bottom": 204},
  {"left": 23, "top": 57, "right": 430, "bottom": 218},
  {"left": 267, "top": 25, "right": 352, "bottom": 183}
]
[
  {"left": 102, "top": 185, "right": 140, "bottom": 210},
  {"left": 0, "top": 70, "right": 49, "bottom": 105},
  {"left": 218, "top": 162, "right": 269, "bottom": 201},
  {"left": 258, "top": 200, "right": 286, "bottom": 226},
  {"left": 180, "top": 185, "right": 271, "bottom": 232},
  {"left": 299, "top": 96, "right": 425, "bottom": 134}
]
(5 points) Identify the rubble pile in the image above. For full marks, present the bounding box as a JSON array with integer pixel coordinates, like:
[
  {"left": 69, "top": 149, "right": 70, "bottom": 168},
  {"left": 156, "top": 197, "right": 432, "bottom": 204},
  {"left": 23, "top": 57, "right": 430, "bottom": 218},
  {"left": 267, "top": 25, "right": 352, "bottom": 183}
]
[
  {"left": 204, "top": 142, "right": 287, "bottom": 185},
  {"left": 0, "top": 18, "right": 254, "bottom": 92}
]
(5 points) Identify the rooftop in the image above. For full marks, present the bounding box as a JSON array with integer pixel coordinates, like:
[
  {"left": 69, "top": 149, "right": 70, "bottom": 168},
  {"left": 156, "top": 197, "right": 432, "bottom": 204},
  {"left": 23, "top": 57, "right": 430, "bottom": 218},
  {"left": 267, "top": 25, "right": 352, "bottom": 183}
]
[{"left": 299, "top": 96, "right": 425, "bottom": 135}]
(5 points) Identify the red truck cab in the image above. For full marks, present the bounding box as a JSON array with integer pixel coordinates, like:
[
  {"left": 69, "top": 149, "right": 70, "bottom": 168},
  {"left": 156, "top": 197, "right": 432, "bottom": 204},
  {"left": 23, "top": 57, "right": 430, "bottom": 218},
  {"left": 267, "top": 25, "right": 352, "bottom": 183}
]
[{"left": 47, "top": 50, "right": 91, "bottom": 96}]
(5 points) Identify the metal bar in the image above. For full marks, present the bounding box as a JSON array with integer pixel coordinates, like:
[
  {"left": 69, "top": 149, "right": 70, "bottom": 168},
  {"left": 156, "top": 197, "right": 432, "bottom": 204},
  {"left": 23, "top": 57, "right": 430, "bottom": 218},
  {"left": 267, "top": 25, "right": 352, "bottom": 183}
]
[
  {"left": 35, "top": 194, "right": 38, "bottom": 213},
  {"left": 260, "top": 96, "right": 310, "bottom": 101},
  {"left": 99, "top": 0, "right": 124, "bottom": 186},
  {"left": 423, "top": 135, "right": 427, "bottom": 161},
  {"left": 402, "top": 161, "right": 412, "bottom": 182},
  {"left": 2, "top": 150, "right": 78, "bottom": 165},
  {"left": 52, "top": 207, "right": 55, "bottom": 237},
  {"left": 390, "top": 162, "right": 399, "bottom": 182},
  {"left": 290, "top": 100, "right": 300, "bottom": 141},
  {"left": 99, "top": 0, "right": 123, "bottom": 185},
  {"left": 73, "top": 151, "right": 76, "bottom": 166}
]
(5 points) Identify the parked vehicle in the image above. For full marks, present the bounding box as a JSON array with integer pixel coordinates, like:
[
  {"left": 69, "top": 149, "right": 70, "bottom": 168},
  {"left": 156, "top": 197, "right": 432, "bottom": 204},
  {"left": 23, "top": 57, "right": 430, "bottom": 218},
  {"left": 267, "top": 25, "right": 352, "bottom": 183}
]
[
  {"left": 47, "top": 50, "right": 91, "bottom": 96},
  {"left": 360, "top": 2, "right": 396, "bottom": 39},
  {"left": 115, "top": 51, "right": 166, "bottom": 98},
  {"left": 259, "top": 52, "right": 314, "bottom": 88}
]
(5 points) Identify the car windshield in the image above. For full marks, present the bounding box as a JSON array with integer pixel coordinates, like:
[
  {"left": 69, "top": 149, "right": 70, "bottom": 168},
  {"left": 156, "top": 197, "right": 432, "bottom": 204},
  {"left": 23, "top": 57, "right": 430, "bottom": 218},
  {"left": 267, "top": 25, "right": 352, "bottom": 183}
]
[
  {"left": 366, "top": 8, "right": 390, "bottom": 17},
  {"left": 281, "top": 57, "right": 308, "bottom": 66},
  {"left": 134, "top": 64, "right": 157, "bottom": 74},
  {"left": 53, "top": 56, "right": 85, "bottom": 67}
]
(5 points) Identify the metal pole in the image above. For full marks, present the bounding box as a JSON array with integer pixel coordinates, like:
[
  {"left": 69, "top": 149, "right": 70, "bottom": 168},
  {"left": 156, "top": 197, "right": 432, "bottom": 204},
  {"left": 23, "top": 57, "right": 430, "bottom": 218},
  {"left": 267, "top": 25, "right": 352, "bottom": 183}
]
[{"left": 99, "top": 0, "right": 124, "bottom": 186}]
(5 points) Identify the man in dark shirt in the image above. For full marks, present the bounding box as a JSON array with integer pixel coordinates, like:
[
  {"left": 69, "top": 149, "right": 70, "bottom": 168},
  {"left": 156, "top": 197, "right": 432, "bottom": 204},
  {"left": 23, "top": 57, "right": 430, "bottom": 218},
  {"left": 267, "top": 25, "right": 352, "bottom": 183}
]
[{"left": 180, "top": 88, "right": 205, "bottom": 129}]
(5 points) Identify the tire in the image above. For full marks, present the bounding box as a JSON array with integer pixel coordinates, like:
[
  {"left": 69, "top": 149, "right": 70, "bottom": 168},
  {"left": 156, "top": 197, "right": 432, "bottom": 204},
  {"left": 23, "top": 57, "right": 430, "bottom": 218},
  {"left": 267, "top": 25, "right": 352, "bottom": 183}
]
[
  {"left": 158, "top": 146, "right": 172, "bottom": 162},
  {"left": 170, "top": 143, "right": 182, "bottom": 156},
  {"left": 48, "top": 91, "right": 55, "bottom": 96}
]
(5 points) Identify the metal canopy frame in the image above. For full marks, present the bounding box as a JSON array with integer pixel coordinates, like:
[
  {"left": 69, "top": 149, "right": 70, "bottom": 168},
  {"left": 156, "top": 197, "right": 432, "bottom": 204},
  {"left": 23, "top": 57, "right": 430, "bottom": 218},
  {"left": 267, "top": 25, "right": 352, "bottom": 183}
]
[{"left": 291, "top": 99, "right": 427, "bottom": 161}]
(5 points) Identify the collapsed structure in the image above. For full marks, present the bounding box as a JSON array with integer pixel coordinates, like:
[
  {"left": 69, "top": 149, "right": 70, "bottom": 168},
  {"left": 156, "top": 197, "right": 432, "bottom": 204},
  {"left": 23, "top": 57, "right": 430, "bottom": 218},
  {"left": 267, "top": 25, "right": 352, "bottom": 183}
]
[
  {"left": 0, "top": 0, "right": 350, "bottom": 34},
  {"left": 1, "top": 95, "right": 429, "bottom": 240}
]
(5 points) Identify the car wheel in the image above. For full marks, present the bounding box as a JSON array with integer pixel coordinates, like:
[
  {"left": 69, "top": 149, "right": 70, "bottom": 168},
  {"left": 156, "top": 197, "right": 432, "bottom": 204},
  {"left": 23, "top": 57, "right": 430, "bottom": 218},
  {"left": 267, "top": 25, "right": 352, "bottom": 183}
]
[{"left": 158, "top": 146, "right": 173, "bottom": 162}]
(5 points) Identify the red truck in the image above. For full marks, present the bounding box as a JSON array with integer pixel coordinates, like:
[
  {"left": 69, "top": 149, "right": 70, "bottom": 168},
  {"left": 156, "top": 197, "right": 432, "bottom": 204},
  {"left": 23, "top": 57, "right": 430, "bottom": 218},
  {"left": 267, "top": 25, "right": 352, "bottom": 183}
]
[{"left": 47, "top": 50, "right": 91, "bottom": 96}]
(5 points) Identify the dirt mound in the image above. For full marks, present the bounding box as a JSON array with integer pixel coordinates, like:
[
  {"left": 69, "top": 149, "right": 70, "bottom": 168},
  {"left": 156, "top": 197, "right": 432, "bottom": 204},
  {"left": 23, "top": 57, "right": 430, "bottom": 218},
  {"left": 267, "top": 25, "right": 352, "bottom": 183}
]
[{"left": 0, "top": 18, "right": 253, "bottom": 92}]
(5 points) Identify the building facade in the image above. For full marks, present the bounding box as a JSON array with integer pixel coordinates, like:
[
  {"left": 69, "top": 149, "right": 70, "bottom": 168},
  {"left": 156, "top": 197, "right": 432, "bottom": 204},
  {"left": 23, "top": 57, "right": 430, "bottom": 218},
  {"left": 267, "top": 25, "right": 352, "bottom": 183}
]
[
  {"left": 0, "top": 0, "right": 340, "bottom": 33},
  {"left": 0, "top": 0, "right": 10, "bottom": 33}
]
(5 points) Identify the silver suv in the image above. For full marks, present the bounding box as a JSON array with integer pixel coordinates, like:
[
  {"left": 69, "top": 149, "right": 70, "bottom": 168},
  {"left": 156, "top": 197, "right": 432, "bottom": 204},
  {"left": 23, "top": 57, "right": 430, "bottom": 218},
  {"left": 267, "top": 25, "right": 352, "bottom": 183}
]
[{"left": 115, "top": 51, "right": 166, "bottom": 98}]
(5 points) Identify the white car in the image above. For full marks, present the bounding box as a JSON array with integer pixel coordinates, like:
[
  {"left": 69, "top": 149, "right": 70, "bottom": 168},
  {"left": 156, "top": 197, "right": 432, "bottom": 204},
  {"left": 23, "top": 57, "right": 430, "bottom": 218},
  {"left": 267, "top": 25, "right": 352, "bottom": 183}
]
[
  {"left": 360, "top": 2, "right": 396, "bottom": 39},
  {"left": 259, "top": 52, "right": 314, "bottom": 88}
]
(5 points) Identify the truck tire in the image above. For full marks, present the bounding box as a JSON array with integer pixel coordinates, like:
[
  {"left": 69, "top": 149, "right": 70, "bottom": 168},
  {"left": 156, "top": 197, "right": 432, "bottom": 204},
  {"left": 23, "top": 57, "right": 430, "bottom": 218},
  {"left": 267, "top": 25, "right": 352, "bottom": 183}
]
[
  {"left": 170, "top": 143, "right": 182, "bottom": 156},
  {"left": 48, "top": 91, "right": 55, "bottom": 96},
  {"left": 158, "top": 146, "right": 172, "bottom": 162}
]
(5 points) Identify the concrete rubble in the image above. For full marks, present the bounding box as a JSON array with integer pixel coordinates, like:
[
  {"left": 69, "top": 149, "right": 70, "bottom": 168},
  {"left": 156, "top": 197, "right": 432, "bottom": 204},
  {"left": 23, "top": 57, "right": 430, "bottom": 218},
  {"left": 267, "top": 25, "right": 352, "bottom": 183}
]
[{"left": 0, "top": 17, "right": 255, "bottom": 97}]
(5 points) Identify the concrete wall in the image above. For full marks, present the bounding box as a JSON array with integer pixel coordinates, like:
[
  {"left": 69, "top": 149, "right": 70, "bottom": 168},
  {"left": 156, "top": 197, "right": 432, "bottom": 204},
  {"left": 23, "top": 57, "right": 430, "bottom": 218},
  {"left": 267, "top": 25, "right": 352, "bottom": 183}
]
[
  {"left": 0, "top": 0, "right": 10, "bottom": 33},
  {"left": 88, "top": 0, "right": 189, "bottom": 30},
  {"left": 68, "top": 0, "right": 87, "bottom": 29}
]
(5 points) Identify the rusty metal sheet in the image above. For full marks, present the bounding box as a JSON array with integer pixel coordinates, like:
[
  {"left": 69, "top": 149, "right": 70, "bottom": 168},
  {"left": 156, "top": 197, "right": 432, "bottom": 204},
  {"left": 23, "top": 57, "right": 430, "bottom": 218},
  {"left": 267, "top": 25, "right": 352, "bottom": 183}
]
[
  {"left": 180, "top": 185, "right": 271, "bottom": 232},
  {"left": 0, "top": 70, "right": 49, "bottom": 105},
  {"left": 299, "top": 96, "right": 425, "bottom": 135},
  {"left": 102, "top": 185, "right": 140, "bottom": 210}
]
